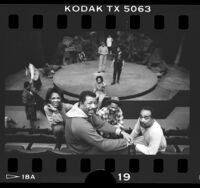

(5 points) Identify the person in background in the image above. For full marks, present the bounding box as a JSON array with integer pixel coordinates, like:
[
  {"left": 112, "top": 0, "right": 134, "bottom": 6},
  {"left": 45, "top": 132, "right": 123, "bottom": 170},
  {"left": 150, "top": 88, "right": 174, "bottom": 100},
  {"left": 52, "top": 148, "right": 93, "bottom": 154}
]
[
  {"left": 130, "top": 106, "right": 167, "bottom": 155},
  {"left": 5, "top": 116, "right": 17, "bottom": 129},
  {"left": 106, "top": 35, "right": 114, "bottom": 55},
  {"left": 98, "top": 42, "right": 108, "bottom": 73},
  {"left": 93, "top": 76, "right": 107, "bottom": 110},
  {"left": 78, "top": 51, "right": 87, "bottom": 63},
  {"left": 44, "top": 87, "right": 73, "bottom": 150},
  {"left": 65, "top": 90, "right": 133, "bottom": 155},
  {"left": 25, "top": 62, "right": 42, "bottom": 92},
  {"left": 22, "top": 81, "right": 38, "bottom": 132},
  {"left": 111, "top": 46, "right": 125, "bottom": 85},
  {"left": 97, "top": 97, "right": 125, "bottom": 138}
]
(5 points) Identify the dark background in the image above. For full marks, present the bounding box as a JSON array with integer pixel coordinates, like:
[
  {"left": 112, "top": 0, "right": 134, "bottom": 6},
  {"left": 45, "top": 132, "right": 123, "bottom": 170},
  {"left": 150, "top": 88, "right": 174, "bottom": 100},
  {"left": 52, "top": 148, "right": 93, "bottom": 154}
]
[{"left": 1, "top": 5, "right": 194, "bottom": 76}]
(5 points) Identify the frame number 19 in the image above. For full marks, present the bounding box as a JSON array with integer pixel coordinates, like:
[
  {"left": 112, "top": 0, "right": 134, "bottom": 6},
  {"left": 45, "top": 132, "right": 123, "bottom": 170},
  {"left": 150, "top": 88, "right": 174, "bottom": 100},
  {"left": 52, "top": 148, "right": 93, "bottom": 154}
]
[{"left": 118, "top": 173, "right": 131, "bottom": 182}]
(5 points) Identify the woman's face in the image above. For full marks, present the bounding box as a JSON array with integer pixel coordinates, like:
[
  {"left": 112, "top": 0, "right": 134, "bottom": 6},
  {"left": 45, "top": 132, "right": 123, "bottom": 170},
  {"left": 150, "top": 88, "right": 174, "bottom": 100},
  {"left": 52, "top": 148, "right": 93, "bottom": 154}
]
[{"left": 49, "top": 92, "right": 61, "bottom": 108}]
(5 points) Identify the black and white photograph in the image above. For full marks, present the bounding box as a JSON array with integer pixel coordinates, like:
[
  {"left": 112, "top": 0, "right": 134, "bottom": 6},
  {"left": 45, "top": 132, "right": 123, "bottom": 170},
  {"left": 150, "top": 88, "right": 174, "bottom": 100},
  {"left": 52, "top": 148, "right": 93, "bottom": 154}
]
[
  {"left": 1, "top": 1, "right": 199, "bottom": 184},
  {"left": 4, "top": 28, "right": 190, "bottom": 155}
]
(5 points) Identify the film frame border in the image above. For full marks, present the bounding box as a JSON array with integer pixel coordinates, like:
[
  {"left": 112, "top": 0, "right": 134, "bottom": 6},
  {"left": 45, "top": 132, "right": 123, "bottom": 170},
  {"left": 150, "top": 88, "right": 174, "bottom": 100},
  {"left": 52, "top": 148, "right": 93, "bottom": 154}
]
[{"left": 0, "top": 2, "right": 198, "bottom": 183}]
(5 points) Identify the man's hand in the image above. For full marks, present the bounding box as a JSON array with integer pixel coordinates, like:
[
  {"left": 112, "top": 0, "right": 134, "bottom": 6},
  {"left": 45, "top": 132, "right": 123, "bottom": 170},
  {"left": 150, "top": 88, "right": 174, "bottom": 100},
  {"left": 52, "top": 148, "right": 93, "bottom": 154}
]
[{"left": 121, "top": 131, "right": 133, "bottom": 145}]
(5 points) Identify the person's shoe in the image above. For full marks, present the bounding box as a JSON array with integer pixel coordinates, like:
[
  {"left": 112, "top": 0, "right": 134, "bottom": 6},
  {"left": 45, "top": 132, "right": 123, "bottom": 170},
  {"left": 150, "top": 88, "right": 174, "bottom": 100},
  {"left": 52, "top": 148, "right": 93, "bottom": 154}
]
[
  {"left": 98, "top": 71, "right": 101, "bottom": 73},
  {"left": 117, "top": 80, "right": 120, "bottom": 84},
  {"left": 111, "top": 82, "right": 115, "bottom": 85}
]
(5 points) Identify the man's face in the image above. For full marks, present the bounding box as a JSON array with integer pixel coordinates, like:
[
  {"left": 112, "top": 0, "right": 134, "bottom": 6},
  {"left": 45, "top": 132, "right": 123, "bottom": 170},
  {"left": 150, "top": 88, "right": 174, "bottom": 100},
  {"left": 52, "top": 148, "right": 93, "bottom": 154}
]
[
  {"left": 102, "top": 42, "right": 105, "bottom": 46},
  {"left": 82, "top": 96, "right": 97, "bottom": 116},
  {"left": 139, "top": 109, "right": 152, "bottom": 128},
  {"left": 109, "top": 102, "right": 118, "bottom": 114}
]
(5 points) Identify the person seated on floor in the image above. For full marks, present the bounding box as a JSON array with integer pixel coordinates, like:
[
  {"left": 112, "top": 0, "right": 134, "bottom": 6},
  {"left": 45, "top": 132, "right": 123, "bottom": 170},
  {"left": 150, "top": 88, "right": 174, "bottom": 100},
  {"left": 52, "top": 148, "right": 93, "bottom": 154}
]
[
  {"left": 44, "top": 87, "right": 73, "bottom": 150},
  {"left": 22, "top": 81, "right": 39, "bottom": 132},
  {"left": 97, "top": 96, "right": 126, "bottom": 138},
  {"left": 130, "top": 106, "right": 167, "bottom": 155},
  {"left": 93, "top": 75, "right": 107, "bottom": 110},
  {"left": 78, "top": 51, "right": 87, "bottom": 63},
  {"left": 65, "top": 90, "right": 133, "bottom": 155}
]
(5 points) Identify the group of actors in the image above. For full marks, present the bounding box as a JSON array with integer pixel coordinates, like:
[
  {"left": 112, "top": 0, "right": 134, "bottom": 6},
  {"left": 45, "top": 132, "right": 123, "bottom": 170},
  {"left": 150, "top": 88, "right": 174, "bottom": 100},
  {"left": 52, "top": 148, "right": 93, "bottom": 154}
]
[
  {"left": 20, "top": 40, "right": 167, "bottom": 155},
  {"left": 22, "top": 75, "right": 167, "bottom": 155},
  {"left": 98, "top": 35, "right": 124, "bottom": 85}
]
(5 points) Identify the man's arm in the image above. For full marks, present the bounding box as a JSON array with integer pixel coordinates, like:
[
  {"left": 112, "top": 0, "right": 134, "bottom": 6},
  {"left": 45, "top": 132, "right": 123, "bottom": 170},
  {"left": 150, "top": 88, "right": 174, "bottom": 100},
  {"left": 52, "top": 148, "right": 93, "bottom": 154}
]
[
  {"left": 98, "top": 47, "right": 102, "bottom": 54},
  {"left": 91, "top": 114, "right": 133, "bottom": 143},
  {"left": 116, "top": 108, "right": 124, "bottom": 127},
  {"left": 135, "top": 129, "right": 163, "bottom": 155},
  {"left": 91, "top": 114, "right": 119, "bottom": 134},
  {"left": 105, "top": 47, "right": 109, "bottom": 55},
  {"left": 130, "top": 119, "right": 141, "bottom": 139},
  {"left": 75, "top": 120, "right": 128, "bottom": 152},
  {"left": 29, "top": 63, "right": 35, "bottom": 80},
  {"left": 122, "top": 60, "right": 125, "bottom": 67}
]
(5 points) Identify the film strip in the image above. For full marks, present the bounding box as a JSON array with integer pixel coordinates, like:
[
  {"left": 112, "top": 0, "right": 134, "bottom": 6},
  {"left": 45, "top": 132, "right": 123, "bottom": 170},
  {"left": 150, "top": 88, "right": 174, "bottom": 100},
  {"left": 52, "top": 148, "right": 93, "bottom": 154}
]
[{"left": 0, "top": 1, "right": 199, "bottom": 184}]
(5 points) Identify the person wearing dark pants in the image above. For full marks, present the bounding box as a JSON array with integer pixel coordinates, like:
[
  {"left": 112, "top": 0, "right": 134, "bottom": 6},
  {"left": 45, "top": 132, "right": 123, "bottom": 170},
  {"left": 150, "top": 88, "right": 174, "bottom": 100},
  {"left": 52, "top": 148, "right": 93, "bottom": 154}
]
[
  {"left": 22, "top": 81, "right": 38, "bottom": 132},
  {"left": 111, "top": 46, "right": 125, "bottom": 85}
]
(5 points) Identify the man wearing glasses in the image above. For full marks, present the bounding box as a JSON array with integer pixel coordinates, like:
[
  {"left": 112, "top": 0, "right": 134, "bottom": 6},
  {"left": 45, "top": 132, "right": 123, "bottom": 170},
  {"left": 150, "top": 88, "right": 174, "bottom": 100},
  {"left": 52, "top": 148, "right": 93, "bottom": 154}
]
[{"left": 130, "top": 107, "right": 167, "bottom": 155}]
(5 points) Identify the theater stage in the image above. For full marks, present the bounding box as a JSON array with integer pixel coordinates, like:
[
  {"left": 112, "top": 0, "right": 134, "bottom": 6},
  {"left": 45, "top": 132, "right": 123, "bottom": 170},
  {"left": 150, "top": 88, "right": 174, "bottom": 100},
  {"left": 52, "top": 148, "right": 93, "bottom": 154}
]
[{"left": 53, "top": 60, "right": 158, "bottom": 99}]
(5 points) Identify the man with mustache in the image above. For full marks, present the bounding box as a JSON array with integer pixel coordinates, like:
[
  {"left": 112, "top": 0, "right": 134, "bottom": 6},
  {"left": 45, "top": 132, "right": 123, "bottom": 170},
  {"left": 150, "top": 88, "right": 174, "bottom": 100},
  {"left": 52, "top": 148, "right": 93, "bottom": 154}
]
[
  {"left": 97, "top": 97, "right": 125, "bottom": 138},
  {"left": 130, "top": 107, "right": 167, "bottom": 155},
  {"left": 65, "top": 91, "right": 133, "bottom": 155}
]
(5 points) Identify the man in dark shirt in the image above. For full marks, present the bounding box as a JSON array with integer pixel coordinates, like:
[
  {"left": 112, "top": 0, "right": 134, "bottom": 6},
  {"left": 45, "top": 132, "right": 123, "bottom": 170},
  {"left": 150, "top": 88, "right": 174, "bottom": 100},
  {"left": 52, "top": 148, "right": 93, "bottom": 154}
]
[{"left": 111, "top": 46, "right": 125, "bottom": 85}]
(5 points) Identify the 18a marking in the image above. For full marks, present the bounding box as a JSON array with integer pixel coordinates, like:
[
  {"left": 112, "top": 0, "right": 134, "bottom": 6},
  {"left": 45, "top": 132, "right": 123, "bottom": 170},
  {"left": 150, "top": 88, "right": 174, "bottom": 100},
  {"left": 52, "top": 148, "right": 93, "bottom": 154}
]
[
  {"left": 22, "top": 174, "right": 35, "bottom": 180},
  {"left": 118, "top": 173, "right": 131, "bottom": 181}
]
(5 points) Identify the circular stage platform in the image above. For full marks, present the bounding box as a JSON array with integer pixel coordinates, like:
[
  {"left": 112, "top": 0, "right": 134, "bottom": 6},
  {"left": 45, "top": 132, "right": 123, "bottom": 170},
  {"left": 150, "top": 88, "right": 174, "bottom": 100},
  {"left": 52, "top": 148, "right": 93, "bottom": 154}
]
[{"left": 53, "top": 60, "right": 158, "bottom": 99}]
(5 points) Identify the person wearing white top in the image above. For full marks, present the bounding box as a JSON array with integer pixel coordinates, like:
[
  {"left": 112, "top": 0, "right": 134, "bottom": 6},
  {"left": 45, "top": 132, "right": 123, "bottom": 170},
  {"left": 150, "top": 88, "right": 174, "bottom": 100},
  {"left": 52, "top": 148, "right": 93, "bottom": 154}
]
[
  {"left": 106, "top": 35, "right": 113, "bottom": 54},
  {"left": 98, "top": 42, "right": 108, "bottom": 73},
  {"left": 25, "top": 62, "right": 42, "bottom": 91},
  {"left": 130, "top": 107, "right": 167, "bottom": 155}
]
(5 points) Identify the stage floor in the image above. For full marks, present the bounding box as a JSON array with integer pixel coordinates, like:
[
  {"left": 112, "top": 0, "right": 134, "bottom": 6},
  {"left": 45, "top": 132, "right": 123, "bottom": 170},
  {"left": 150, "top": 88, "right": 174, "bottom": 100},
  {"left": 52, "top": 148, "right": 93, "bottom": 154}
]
[
  {"left": 5, "top": 61, "right": 190, "bottom": 101},
  {"left": 53, "top": 61, "right": 158, "bottom": 99}
]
